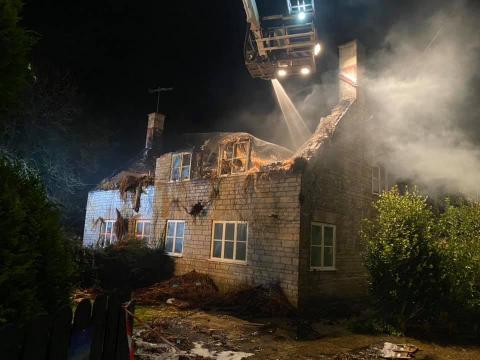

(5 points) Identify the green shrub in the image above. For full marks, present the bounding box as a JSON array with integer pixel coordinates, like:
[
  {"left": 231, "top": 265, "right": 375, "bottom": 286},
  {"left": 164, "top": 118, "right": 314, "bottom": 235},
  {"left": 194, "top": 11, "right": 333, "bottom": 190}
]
[
  {"left": 361, "top": 188, "right": 444, "bottom": 331},
  {"left": 0, "top": 152, "right": 74, "bottom": 325},
  {"left": 437, "top": 202, "right": 480, "bottom": 320},
  {"left": 76, "top": 239, "right": 174, "bottom": 295}
]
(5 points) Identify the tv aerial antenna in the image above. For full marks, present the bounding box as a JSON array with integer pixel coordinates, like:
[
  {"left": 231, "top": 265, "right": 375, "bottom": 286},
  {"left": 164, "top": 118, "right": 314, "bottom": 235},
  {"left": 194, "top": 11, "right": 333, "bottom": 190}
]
[{"left": 148, "top": 86, "right": 173, "bottom": 112}]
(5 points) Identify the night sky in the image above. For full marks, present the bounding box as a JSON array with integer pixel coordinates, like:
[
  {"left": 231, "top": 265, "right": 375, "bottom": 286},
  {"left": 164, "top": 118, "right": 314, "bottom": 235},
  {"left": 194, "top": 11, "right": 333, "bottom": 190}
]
[{"left": 21, "top": 0, "right": 452, "bottom": 170}]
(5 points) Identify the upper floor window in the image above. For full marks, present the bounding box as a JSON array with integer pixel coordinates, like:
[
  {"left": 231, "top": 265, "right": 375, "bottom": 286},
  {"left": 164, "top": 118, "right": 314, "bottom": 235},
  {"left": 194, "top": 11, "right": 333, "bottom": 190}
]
[
  {"left": 372, "top": 165, "right": 388, "bottom": 195},
  {"left": 219, "top": 140, "right": 250, "bottom": 175},
  {"left": 135, "top": 220, "right": 152, "bottom": 242},
  {"left": 211, "top": 221, "right": 248, "bottom": 262},
  {"left": 99, "top": 220, "right": 116, "bottom": 247},
  {"left": 165, "top": 220, "right": 185, "bottom": 256},
  {"left": 171, "top": 152, "right": 191, "bottom": 181},
  {"left": 310, "top": 223, "right": 335, "bottom": 270}
]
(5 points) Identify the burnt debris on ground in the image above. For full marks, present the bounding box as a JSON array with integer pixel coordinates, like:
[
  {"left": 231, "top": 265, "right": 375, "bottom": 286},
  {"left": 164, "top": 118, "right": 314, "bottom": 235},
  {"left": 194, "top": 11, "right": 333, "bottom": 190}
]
[
  {"left": 133, "top": 271, "right": 296, "bottom": 318},
  {"left": 134, "top": 271, "right": 219, "bottom": 308}
]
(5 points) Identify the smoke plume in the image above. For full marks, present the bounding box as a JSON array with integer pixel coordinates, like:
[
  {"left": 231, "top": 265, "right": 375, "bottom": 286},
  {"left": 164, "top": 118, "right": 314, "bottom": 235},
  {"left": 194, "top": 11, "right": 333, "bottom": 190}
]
[{"left": 364, "top": 0, "right": 480, "bottom": 196}]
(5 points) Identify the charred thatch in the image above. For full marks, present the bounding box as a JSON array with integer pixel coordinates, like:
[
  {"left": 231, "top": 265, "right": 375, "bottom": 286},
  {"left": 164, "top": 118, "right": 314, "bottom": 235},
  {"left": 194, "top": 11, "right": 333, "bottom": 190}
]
[
  {"left": 116, "top": 173, "right": 154, "bottom": 212},
  {"left": 114, "top": 209, "right": 129, "bottom": 242}
]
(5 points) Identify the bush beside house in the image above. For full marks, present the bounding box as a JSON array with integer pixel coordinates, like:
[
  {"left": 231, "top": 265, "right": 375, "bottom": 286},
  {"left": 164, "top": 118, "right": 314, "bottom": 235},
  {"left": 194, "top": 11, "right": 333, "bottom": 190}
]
[
  {"left": 75, "top": 239, "right": 174, "bottom": 296},
  {"left": 362, "top": 188, "right": 480, "bottom": 333}
]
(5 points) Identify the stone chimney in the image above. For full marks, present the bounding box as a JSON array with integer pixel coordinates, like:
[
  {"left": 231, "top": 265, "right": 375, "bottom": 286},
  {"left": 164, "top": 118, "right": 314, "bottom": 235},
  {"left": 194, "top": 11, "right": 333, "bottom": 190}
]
[
  {"left": 338, "top": 40, "right": 362, "bottom": 101},
  {"left": 144, "top": 112, "right": 165, "bottom": 157}
]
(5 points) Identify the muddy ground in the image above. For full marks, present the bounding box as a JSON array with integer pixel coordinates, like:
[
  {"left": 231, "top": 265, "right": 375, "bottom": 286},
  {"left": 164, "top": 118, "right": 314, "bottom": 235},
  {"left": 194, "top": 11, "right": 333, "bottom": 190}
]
[{"left": 133, "top": 305, "right": 480, "bottom": 360}]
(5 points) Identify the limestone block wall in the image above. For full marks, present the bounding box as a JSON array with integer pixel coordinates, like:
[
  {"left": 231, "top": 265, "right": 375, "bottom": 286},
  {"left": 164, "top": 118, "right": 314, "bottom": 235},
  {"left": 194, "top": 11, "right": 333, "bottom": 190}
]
[
  {"left": 154, "top": 153, "right": 302, "bottom": 305},
  {"left": 83, "top": 186, "right": 155, "bottom": 246},
  {"left": 298, "top": 102, "right": 374, "bottom": 305}
]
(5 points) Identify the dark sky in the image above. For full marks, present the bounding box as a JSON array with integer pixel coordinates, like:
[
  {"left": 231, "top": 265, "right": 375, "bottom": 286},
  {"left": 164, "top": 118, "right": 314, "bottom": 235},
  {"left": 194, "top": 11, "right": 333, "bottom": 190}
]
[{"left": 21, "top": 0, "right": 450, "bottom": 167}]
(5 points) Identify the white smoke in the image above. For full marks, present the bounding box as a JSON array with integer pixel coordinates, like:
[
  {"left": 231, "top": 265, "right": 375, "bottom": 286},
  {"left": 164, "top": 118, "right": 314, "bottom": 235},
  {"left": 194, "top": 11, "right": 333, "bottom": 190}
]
[{"left": 364, "top": 0, "right": 480, "bottom": 196}]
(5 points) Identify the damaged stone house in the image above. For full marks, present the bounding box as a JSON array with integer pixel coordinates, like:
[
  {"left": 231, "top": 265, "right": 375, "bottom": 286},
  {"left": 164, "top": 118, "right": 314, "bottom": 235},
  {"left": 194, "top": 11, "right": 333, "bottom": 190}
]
[{"left": 83, "top": 41, "right": 390, "bottom": 307}]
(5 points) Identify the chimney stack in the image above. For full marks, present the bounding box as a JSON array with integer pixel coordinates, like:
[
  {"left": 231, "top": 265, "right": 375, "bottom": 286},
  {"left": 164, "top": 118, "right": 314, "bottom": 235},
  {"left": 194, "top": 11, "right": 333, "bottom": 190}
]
[
  {"left": 144, "top": 112, "right": 165, "bottom": 156},
  {"left": 338, "top": 40, "right": 361, "bottom": 101}
]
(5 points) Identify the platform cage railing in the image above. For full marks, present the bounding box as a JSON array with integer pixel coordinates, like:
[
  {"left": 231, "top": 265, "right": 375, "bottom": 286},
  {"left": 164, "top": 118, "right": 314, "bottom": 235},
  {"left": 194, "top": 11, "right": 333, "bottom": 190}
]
[{"left": 287, "top": 0, "right": 315, "bottom": 16}]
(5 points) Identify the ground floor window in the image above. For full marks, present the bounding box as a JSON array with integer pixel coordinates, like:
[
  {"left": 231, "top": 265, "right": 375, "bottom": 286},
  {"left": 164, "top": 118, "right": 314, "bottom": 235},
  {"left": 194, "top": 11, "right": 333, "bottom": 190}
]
[
  {"left": 165, "top": 220, "right": 185, "bottom": 255},
  {"left": 211, "top": 221, "right": 248, "bottom": 262},
  {"left": 135, "top": 220, "right": 152, "bottom": 242},
  {"left": 310, "top": 223, "right": 336, "bottom": 270},
  {"left": 99, "top": 220, "right": 116, "bottom": 247}
]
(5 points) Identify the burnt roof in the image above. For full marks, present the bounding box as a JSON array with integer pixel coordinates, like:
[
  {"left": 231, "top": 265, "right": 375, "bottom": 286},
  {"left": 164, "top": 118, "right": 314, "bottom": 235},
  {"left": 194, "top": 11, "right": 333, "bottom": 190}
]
[{"left": 97, "top": 132, "right": 293, "bottom": 190}]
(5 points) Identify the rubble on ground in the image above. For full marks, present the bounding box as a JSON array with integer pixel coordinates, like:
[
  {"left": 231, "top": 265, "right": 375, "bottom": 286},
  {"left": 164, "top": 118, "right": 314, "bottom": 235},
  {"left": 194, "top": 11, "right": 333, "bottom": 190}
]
[
  {"left": 134, "top": 272, "right": 295, "bottom": 318},
  {"left": 72, "top": 288, "right": 103, "bottom": 304},
  {"left": 133, "top": 271, "right": 219, "bottom": 307},
  {"left": 212, "top": 284, "right": 296, "bottom": 318},
  {"left": 333, "top": 342, "right": 418, "bottom": 360}
]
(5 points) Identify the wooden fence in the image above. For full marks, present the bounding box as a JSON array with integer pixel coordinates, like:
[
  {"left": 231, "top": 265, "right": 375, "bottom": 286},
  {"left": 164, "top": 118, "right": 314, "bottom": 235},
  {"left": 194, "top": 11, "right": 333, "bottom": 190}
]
[{"left": 0, "top": 294, "right": 135, "bottom": 360}]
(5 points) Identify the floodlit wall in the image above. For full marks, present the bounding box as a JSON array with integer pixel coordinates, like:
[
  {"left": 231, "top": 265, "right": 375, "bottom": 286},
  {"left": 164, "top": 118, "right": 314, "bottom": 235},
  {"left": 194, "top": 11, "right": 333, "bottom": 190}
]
[
  {"left": 298, "top": 101, "right": 373, "bottom": 306},
  {"left": 82, "top": 187, "right": 155, "bottom": 246},
  {"left": 153, "top": 153, "right": 302, "bottom": 305}
]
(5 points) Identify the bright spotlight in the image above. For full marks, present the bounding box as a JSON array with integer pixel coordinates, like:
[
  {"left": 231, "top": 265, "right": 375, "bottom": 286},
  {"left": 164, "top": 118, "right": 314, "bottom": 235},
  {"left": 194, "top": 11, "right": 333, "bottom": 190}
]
[
  {"left": 277, "top": 69, "right": 287, "bottom": 77},
  {"left": 298, "top": 11, "right": 306, "bottom": 20},
  {"left": 314, "top": 43, "right": 322, "bottom": 56},
  {"left": 300, "top": 67, "right": 311, "bottom": 75}
]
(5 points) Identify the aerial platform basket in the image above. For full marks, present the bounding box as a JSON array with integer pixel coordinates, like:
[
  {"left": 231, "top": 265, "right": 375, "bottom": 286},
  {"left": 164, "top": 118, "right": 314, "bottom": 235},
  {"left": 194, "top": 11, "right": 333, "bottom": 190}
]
[{"left": 243, "top": 0, "right": 319, "bottom": 80}]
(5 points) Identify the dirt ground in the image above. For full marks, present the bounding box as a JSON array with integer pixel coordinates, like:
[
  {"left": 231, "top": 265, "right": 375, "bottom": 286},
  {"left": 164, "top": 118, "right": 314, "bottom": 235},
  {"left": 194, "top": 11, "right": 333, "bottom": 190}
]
[{"left": 133, "top": 304, "right": 480, "bottom": 360}]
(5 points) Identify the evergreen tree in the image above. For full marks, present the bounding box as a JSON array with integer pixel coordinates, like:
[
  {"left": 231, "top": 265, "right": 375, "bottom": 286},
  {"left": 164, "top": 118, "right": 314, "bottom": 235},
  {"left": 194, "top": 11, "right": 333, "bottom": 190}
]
[
  {"left": 0, "top": 0, "right": 34, "bottom": 118},
  {"left": 0, "top": 153, "right": 74, "bottom": 325}
]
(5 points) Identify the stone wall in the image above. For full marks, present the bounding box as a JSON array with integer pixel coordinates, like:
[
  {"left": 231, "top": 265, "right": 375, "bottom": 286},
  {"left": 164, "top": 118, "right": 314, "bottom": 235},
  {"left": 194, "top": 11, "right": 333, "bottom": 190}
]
[
  {"left": 298, "top": 101, "right": 374, "bottom": 306},
  {"left": 153, "top": 153, "right": 302, "bottom": 305},
  {"left": 83, "top": 187, "right": 155, "bottom": 246}
]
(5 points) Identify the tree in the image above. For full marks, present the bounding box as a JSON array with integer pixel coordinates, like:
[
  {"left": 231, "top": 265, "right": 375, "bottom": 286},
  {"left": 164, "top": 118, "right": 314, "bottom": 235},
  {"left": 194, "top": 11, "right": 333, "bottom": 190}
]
[
  {"left": 3, "top": 72, "right": 114, "bottom": 234},
  {"left": 0, "top": 0, "right": 34, "bottom": 118},
  {"left": 361, "top": 188, "right": 444, "bottom": 331},
  {"left": 0, "top": 152, "right": 74, "bottom": 325}
]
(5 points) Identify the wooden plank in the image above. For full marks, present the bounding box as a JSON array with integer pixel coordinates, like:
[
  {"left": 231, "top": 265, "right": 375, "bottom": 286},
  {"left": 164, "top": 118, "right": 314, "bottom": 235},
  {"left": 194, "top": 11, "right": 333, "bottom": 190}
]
[
  {"left": 0, "top": 323, "right": 24, "bottom": 360},
  {"left": 115, "top": 305, "right": 129, "bottom": 360},
  {"left": 73, "top": 299, "right": 92, "bottom": 332},
  {"left": 21, "top": 314, "right": 50, "bottom": 360},
  {"left": 70, "top": 299, "right": 93, "bottom": 359},
  {"left": 89, "top": 295, "right": 107, "bottom": 360},
  {"left": 102, "top": 295, "right": 120, "bottom": 360},
  {"left": 48, "top": 306, "right": 72, "bottom": 360}
]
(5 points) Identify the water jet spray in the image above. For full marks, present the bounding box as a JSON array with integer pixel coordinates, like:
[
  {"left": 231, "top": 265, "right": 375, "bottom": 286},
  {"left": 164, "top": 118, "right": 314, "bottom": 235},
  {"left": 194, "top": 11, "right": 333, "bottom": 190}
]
[{"left": 271, "top": 79, "right": 311, "bottom": 149}]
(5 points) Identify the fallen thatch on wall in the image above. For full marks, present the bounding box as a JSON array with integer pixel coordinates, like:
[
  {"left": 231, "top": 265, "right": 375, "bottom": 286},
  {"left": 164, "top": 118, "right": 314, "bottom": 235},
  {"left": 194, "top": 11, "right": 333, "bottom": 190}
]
[{"left": 114, "top": 209, "right": 129, "bottom": 242}]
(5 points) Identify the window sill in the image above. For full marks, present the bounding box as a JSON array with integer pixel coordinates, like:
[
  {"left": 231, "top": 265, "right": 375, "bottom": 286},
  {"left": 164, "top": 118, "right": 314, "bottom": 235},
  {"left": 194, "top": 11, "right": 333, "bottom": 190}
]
[
  {"left": 166, "top": 252, "right": 183, "bottom": 258},
  {"left": 208, "top": 257, "right": 248, "bottom": 265},
  {"left": 310, "top": 267, "right": 337, "bottom": 272},
  {"left": 168, "top": 179, "right": 191, "bottom": 184},
  {"left": 219, "top": 172, "right": 249, "bottom": 178}
]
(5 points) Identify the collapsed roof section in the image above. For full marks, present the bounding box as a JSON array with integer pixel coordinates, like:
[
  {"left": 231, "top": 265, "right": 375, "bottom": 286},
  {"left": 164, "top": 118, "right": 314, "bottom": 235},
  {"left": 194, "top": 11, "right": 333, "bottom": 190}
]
[
  {"left": 97, "top": 97, "right": 356, "bottom": 189},
  {"left": 293, "top": 98, "right": 355, "bottom": 160}
]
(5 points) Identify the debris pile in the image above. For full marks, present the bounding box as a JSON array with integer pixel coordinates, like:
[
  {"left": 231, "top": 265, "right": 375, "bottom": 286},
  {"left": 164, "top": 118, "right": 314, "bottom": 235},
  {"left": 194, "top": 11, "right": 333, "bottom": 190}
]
[
  {"left": 134, "top": 271, "right": 219, "bottom": 307},
  {"left": 72, "top": 288, "right": 102, "bottom": 304},
  {"left": 334, "top": 342, "right": 418, "bottom": 360},
  {"left": 216, "top": 284, "right": 296, "bottom": 318}
]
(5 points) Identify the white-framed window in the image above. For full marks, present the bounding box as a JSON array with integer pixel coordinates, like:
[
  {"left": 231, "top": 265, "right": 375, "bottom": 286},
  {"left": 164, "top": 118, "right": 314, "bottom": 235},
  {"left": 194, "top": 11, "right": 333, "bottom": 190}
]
[
  {"left": 135, "top": 220, "right": 152, "bottom": 242},
  {"left": 99, "top": 220, "right": 116, "bottom": 247},
  {"left": 372, "top": 165, "right": 388, "bottom": 195},
  {"left": 219, "top": 140, "right": 250, "bottom": 175},
  {"left": 171, "top": 152, "right": 192, "bottom": 181},
  {"left": 310, "top": 223, "right": 336, "bottom": 270},
  {"left": 211, "top": 221, "right": 248, "bottom": 262},
  {"left": 165, "top": 220, "right": 185, "bottom": 255}
]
